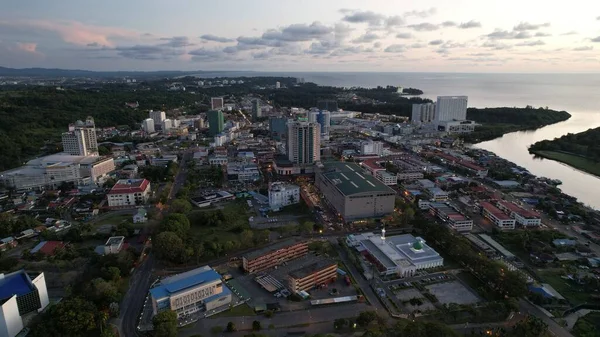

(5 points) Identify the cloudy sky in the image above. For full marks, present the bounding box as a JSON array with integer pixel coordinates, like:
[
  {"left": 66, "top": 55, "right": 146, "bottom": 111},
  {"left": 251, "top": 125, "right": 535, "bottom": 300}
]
[{"left": 1, "top": 0, "right": 600, "bottom": 72}]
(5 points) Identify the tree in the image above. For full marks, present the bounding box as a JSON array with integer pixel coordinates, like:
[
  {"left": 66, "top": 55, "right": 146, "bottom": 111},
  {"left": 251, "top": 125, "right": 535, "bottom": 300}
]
[
  {"left": 153, "top": 231, "right": 185, "bottom": 262},
  {"left": 31, "top": 297, "right": 98, "bottom": 337},
  {"left": 240, "top": 229, "right": 255, "bottom": 247},
  {"left": 170, "top": 198, "right": 193, "bottom": 214},
  {"left": 505, "top": 316, "right": 550, "bottom": 337},
  {"left": 252, "top": 320, "right": 261, "bottom": 331},
  {"left": 98, "top": 146, "right": 111, "bottom": 156},
  {"left": 356, "top": 311, "right": 378, "bottom": 327},
  {"left": 300, "top": 221, "right": 314, "bottom": 234},
  {"left": 153, "top": 310, "right": 178, "bottom": 337},
  {"left": 226, "top": 321, "right": 236, "bottom": 332},
  {"left": 160, "top": 213, "right": 190, "bottom": 238},
  {"left": 334, "top": 318, "right": 349, "bottom": 330}
]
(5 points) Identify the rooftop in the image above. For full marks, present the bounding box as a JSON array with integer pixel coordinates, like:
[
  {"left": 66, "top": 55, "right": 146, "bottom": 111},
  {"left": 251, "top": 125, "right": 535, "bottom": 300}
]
[
  {"left": 319, "top": 161, "right": 394, "bottom": 196},
  {"left": 108, "top": 179, "right": 150, "bottom": 195},
  {"left": 0, "top": 270, "right": 35, "bottom": 301},
  {"left": 243, "top": 238, "right": 305, "bottom": 261},
  {"left": 106, "top": 236, "right": 125, "bottom": 246},
  {"left": 480, "top": 201, "right": 511, "bottom": 220},
  {"left": 355, "top": 233, "right": 442, "bottom": 269},
  {"left": 479, "top": 234, "right": 515, "bottom": 259},
  {"left": 30, "top": 241, "right": 65, "bottom": 255},
  {"left": 149, "top": 265, "right": 222, "bottom": 300},
  {"left": 497, "top": 200, "right": 539, "bottom": 219},
  {"left": 289, "top": 260, "right": 337, "bottom": 280}
]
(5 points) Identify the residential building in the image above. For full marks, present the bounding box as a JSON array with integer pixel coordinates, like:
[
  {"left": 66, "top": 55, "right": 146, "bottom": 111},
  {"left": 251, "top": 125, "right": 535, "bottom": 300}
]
[
  {"left": 360, "top": 140, "right": 383, "bottom": 156},
  {"left": 346, "top": 233, "right": 443, "bottom": 277},
  {"left": 107, "top": 179, "right": 151, "bottom": 207},
  {"left": 242, "top": 239, "right": 308, "bottom": 274},
  {"left": 411, "top": 103, "right": 436, "bottom": 124},
  {"left": 161, "top": 119, "right": 173, "bottom": 131},
  {"left": 149, "top": 110, "right": 166, "bottom": 127},
  {"left": 425, "top": 187, "right": 449, "bottom": 202},
  {"left": 287, "top": 260, "right": 337, "bottom": 292},
  {"left": 496, "top": 201, "right": 541, "bottom": 227},
  {"left": 0, "top": 271, "right": 49, "bottom": 337},
  {"left": 434, "top": 96, "right": 468, "bottom": 122},
  {"left": 269, "top": 117, "right": 290, "bottom": 141},
  {"left": 315, "top": 161, "right": 395, "bottom": 222},
  {"left": 252, "top": 99, "right": 261, "bottom": 118},
  {"left": 150, "top": 266, "right": 232, "bottom": 319},
  {"left": 308, "top": 110, "right": 331, "bottom": 140},
  {"left": 317, "top": 100, "right": 338, "bottom": 112},
  {"left": 435, "top": 152, "right": 488, "bottom": 178},
  {"left": 94, "top": 236, "right": 126, "bottom": 255},
  {"left": 133, "top": 208, "right": 148, "bottom": 223},
  {"left": 226, "top": 163, "right": 260, "bottom": 182},
  {"left": 142, "top": 118, "right": 155, "bottom": 133},
  {"left": 375, "top": 170, "right": 397, "bottom": 186},
  {"left": 211, "top": 97, "right": 224, "bottom": 110},
  {"left": 207, "top": 110, "right": 224, "bottom": 136},
  {"left": 480, "top": 201, "right": 516, "bottom": 230},
  {"left": 429, "top": 202, "right": 473, "bottom": 232},
  {"left": 30, "top": 241, "right": 65, "bottom": 256},
  {"left": 268, "top": 182, "right": 300, "bottom": 210},
  {"left": 61, "top": 117, "right": 98, "bottom": 156},
  {"left": 275, "top": 81, "right": 281, "bottom": 89},
  {"left": 287, "top": 121, "right": 320, "bottom": 165},
  {"left": 150, "top": 155, "right": 178, "bottom": 167}
]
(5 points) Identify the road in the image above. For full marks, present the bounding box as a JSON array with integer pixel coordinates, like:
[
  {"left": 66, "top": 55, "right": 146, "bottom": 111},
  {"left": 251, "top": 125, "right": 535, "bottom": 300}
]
[
  {"left": 118, "top": 254, "right": 156, "bottom": 337},
  {"left": 518, "top": 299, "right": 573, "bottom": 337}
]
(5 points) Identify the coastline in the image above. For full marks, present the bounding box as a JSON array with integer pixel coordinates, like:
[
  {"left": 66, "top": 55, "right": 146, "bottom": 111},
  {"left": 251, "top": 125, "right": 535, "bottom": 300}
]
[{"left": 529, "top": 150, "right": 600, "bottom": 178}]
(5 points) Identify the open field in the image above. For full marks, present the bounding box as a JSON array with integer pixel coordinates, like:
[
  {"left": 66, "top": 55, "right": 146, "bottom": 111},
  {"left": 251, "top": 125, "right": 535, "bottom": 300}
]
[
  {"left": 532, "top": 151, "right": 600, "bottom": 177},
  {"left": 536, "top": 268, "right": 590, "bottom": 305},
  {"left": 211, "top": 303, "right": 255, "bottom": 317}
]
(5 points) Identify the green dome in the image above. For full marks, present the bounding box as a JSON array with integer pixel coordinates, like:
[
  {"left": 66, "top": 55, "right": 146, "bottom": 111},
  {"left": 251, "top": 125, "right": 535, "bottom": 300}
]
[{"left": 413, "top": 240, "right": 423, "bottom": 250}]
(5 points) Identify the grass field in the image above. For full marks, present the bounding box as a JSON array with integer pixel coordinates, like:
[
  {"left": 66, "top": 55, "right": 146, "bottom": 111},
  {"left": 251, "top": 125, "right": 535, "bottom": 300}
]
[
  {"left": 212, "top": 303, "right": 255, "bottom": 317},
  {"left": 93, "top": 214, "right": 131, "bottom": 226},
  {"left": 536, "top": 269, "right": 590, "bottom": 305},
  {"left": 532, "top": 151, "right": 600, "bottom": 177}
]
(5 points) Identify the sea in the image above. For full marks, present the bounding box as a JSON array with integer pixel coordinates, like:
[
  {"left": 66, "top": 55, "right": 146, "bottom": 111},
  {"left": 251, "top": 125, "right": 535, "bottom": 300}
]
[{"left": 199, "top": 72, "right": 600, "bottom": 209}]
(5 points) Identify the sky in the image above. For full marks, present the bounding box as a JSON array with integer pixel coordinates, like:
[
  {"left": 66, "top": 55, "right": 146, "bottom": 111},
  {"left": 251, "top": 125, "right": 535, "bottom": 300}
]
[{"left": 1, "top": 0, "right": 600, "bottom": 72}]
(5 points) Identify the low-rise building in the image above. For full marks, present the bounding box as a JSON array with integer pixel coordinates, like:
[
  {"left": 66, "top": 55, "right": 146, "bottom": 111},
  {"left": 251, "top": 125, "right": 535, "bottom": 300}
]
[
  {"left": 375, "top": 171, "right": 397, "bottom": 186},
  {"left": 496, "top": 200, "right": 541, "bottom": 227},
  {"left": 480, "top": 201, "right": 515, "bottom": 230},
  {"left": 287, "top": 260, "right": 337, "bottom": 293},
  {"left": 133, "top": 208, "right": 148, "bottom": 223},
  {"left": 429, "top": 202, "right": 473, "bottom": 232},
  {"left": 242, "top": 239, "right": 308, "bottom": 274},
  {"left": 396, "top": 171, "right": 424, "bottom": 181},
  {"left": 107, "top": 179, "right": 151, "bottom": 208},
  {"left": 0, "top": 271, "right": 49, "bottom": 337},
  {"left": 95, "top": 236, "right": 126, "bottom": 255},
  {"left": 268, "top": 182, "right": 300, "bottom": 210},
  {"left": 208, "top": 155, "right": 228, "bottom": 166},
  {"left": 226, "top": 163, "right": 260, "bottom": 182},
  {"left": 425, "top": 187, "right": 449, "bottom": 202}
]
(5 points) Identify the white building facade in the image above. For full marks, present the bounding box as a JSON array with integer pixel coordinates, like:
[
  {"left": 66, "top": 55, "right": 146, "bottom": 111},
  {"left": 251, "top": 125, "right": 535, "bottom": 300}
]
[
  {"left": 107, "top": 179, "right": 151, "bottom": 207},
  {"left": 268, "top": 182, "right": 300, "bottom": 210},
  {"left": 411, "top": 103, "right": 436, "bottom": 124},
  {"left": 435, "top": 96, "right": 468, "bottom": 122},
  {"left": 142, "top": 118, "right": 155, "bottom": 133},
  {"left": 149, "top": 110, "right": 166, "bottom": 126},
  {"left": 61, "top": 117, "right": 98, "bottom": 156}
]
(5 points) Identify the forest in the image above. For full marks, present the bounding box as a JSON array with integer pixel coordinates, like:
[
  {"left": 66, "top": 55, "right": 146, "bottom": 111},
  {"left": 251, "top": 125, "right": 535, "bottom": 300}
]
[{"left": 529, "top": 127, "right": 600, "bottom": 162}]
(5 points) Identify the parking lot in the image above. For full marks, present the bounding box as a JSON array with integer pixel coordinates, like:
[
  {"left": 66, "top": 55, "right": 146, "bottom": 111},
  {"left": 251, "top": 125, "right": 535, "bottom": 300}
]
[{"left": 425, "top": 281, "right": 480, "bottom": 305}]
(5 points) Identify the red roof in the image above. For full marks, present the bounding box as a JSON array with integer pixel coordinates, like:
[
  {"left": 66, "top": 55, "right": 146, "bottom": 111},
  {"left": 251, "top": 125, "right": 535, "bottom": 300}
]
[
  {"left": 480, "top": 201, "right": 511, "bottom": 220},
  {"left": 497, "top": 201, "right": 540, "bottom": 219},
  {"left": 108, "top": 179, "right": 150, "bottom": 195},
  {"left": 39, "top": 241, "right": 65, "bottom": 255},
  {"left": 361, "top": 159, "right": 384, "bottom": 171},
  {"left": 448, "top": 214, "right": 467, "bottom": 221}
]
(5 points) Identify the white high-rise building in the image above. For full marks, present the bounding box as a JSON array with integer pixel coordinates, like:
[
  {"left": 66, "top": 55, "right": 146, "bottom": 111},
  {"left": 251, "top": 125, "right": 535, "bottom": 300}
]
[
  {"left": 149, "top": 110, "right": 166, "bottom": 127},
  {"left": 287, "top": 121, "right": 320, "bottom": 165},
  {"left": 308, "top": 110, "right": 331, "bottom": 140},
  {"left": 61, "top": 117, "right": 98, "bottom": 156},
  {"left": 162, "top": 119, "right": 173, "bottom": 131},
  {"left": 411, "top": 103, "right": 436, "bottom": 124},
  {"left": 361, "top": 140, "right": 383, "bottom": 156},
  {"left": 142, "top": 118, "right": 155, "bottom": 133},
  {"left": 435, "top": 96, "right": 468, "bottom": 122},
  {"left": 275, "top": 81, "right": 281, "bottom": 89}
]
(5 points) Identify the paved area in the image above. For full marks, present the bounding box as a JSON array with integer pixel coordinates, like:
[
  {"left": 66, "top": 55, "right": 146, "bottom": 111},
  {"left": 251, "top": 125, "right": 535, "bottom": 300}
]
[
  {"left": 394, "top": 288, "right": 423, "bottom": 302},
  {"left": 425, "top": 281, "right": 480, "bottom": 305}
]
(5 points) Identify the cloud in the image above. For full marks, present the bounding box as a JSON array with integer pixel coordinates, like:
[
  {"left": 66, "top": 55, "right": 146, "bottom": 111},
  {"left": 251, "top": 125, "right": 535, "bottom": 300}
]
[
  {"left": 262, "top": 22, "right": 333, "bottom": 42},
  {"left": 115, "top": 44, "right": 185, "bottom": 60},
  {"left": 159, "top": 36, "right": 194, "bottom": 47},
  {"left": 200, "top": 34, "right": 234, "bottom": 43},
  {"left": 384, "top": 44, "right": 406, "bottom": 53},
  {"left": 352, "top": 32, "right": 380, "bottom": 43},
  {"left": 385, "top": 15, "right": 405, "bottom": 28},
  {"left": 482, "top": 41, "right": 512, "bottom": 50},
  {"left": 342, "top": 11, "right": 385, "bottom": 26},
  {"left": 373, "top": 42, "right": 382, "bottom": 48},
  {"left": 404, "top": 8, "right": 437, "bottom": 18},
  {"left": 441, "top": 21, "right": 457, "bottom": 27},
  {"left": 469, "top": 52, "right": 494, "bottom": 56},
  {"left": 573, "top": 46, "right": 593, "bottom": 51},
  {"left": 410, "top": 43, "right": 426, "bottom": 48},
  {"left": 429, "top": 39, "right": 444, "bottom": 45},
  {"left": 407, "top": 23, "right": 439, "bottom": 31},
  {"left": 486, "top": 29, "right": 531, "bottom": 39},
  {"left": 561, "top": 31, "right": 578, "bottom": 35},
  {"left": 515, "top": 40, "right": 545, "bottom": 46},
  {"left": 535, "top": 32, "right": 551, "bottom": 37},
  {"left": 188, "top": 47, "right": 228, "bottom": 61},
  {"left": 459, "top": 20, "right": 482, "bottom": 29},
  {"left": 597, "top": 16, "right": 600, "bottom": 20},
  {"left": 0, "top": 41, "right": 45, "bottom": 66},
  {"left": 592, "top": 36, "right": 600, "bottom": 42},
  {"left": 513, "top": 22, "right": 551, "bottom": 31},
  {"left": 396, "top": 32, "right": 413, "bottom": 39}
]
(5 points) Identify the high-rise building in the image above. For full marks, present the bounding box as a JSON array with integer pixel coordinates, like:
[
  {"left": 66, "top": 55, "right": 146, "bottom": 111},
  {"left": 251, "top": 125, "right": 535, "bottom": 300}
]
[
  {"left": 411, "top": 103, "right": 436, "bottom": 124},
  {"left": 317, "top": 100, "right": 338, "bottom": 112},
  {"left": 211, "top": 97, "right": 224, "bottom": 110},
  {"left": 251, "top": 99, "right": 261, "bottom": 118},
  {"left": 142, "top": 118, "right": 155, "bottom": 133},
  {"left": 275, "top": 81, "right": 281, "bottom": 89},
  {"left": 435, "top": 96, "right": 468, "bottom": 122},
  {"left": 287, "top": 121, "right": 320, "bottom": 165},
  {"left": 207, "top": 110, "right": 224, "bottom": 136},
  {"left": 149, "top": 110, "right": 166, "bottom": 127},
  {"left": 308, "top": 110, "right": 331, "bottom": 140},
  {"left": 162, "top": 119, "right": 173, "bottom": 131},
  {"left": 61, "top": 117, "right": 98, "bottom": 156},
  {"left": 269, "top": 116, "right": 290, "bottom": 141},
  {"left": 0, "top": 271, "right": 50, "bottom": 337}
]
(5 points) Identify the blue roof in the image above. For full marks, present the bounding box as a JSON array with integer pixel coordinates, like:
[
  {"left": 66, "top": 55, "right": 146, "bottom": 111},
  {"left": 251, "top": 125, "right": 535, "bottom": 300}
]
[
  {"left": 0, "top": 271, "right": 35, "bottom": 300},
  {"left": 150, "top": 267, "right": 222, "bottom": 300}
]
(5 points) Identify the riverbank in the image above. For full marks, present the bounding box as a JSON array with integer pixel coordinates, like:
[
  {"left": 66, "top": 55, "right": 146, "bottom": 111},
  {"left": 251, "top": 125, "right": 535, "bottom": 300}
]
[{"left": 530, "top": 150, "right": 600, "bottom": 178}]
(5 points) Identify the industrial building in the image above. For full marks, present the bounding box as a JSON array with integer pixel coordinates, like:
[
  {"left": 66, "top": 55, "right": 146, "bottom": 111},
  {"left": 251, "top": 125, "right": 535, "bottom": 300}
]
[
  {"left": 429, "top": 202, "right": 473, "bottom": 232},
  {"left": 107, "top": 179, "right": 151, "bottom": 207},
  {"left": 149, "top": 266, "right": 232, "bottom": 319},
  {"left": 287, "top": 260, "right": 338, "bottom": 292},
  {"left": 268, "top": 182, "right": 300, "bottom": 210},
  {"left": 496, "top": 200, "right": 541, "bottom": 227},
  {"left": 242, "top": 239, "right": 308, "bottom": 274},
  {"left": 315, "top": 161, "right": 395, "bottom": 222},
  {"left": 0, "top": 271, "right": 49, "bottom": 337},
  {"left": 346, "top": 232, "right": 443, "bottom": 277},
  {"left": 479, "top": 201, "right": 516, "bottom": 230}
]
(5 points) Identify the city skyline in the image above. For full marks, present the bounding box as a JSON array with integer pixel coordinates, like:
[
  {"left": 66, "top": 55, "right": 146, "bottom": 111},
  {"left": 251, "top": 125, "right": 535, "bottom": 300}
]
[{"left": 1, "top": 0, "right": 600, "bottom": 72}]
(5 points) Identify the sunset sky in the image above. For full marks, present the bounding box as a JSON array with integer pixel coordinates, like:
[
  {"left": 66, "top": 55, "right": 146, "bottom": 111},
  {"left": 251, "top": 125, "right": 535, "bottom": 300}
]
[{"left": 1, "top": 0, "right": 599, "bottom": 72}]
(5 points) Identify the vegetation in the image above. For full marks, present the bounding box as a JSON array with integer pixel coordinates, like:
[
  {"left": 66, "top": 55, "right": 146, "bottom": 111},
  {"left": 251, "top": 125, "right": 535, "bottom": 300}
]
[
  {"left": 152, "top": 310, "right": 178, "bottom": 337},
  {"left": 572, "top": 311, "right": 600, "bottom": 337},
  {"left": 226, "top": 321, "right": 237, "bottom": 332}
]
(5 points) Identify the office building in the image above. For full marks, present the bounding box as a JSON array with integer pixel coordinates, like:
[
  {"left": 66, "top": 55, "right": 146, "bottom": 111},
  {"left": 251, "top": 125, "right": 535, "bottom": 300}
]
[
  {"left": 308, "top": 110, "right": 331, "bottom": 140},
  {"left": 435, "top": 96, "right": 468, "bottom": 122},
  {"left": 242, "top": 239, "right": 308, "bottom": 273},
  {"left": 360, "top": 140, "right": 383, "bottom": 156},
  {"left": 150, "top": 266, "right": 232, "bottom": 319},
  {"left": 107, "top": 179, "right": 151, "bottom": 207},
  {"left": 287, "top": 260, "right": 337, "bottom": 292},
  {"left": 317, "top": 100, "right": 338, "bottom": 112},
  {"left": 0, "top": 271, "right": 49, "bottom": 337},
  {"left": 496, "top": 201, "right": 541, "bottom": 227},
  {"left": 251, "top": 99, "right": 261, "bottom": 118},
  {"left": 346, "top": 232, "right": 443, "bottom": 277},
  {"left": 315, "top": 161, "right": 395, "bottom": 222},
  {"left": 268, "top": 182, "right": 300, "bottom": 210},
  {"left": 287, "top": 121, "right": 320, "bottom": 165},
  {"left": 211, "top": 97, "right": 224, "bottom": 110},
  {"left": 429, "top": 202, "right": 473, "bottom": 232},
  {"left": 480, "top": 201, "right": 516, "bottom": 230},
  {"left": 207, "top": 110, "right": 224, "bottom": 136},
  {"left": 149, "top": 110, "right": 166, "bottom": 127},
  {"left": 142, "top": 118, "right": 155, "bottom": 133},
  {"left": 61, "top": 117, "right": 98, "bottom": 156},
  {"left": 269, "top": 117, "right": 290, "bottom": 141},
  {"left": 411, "top": 103, "right": 436, "bottom": 124}
]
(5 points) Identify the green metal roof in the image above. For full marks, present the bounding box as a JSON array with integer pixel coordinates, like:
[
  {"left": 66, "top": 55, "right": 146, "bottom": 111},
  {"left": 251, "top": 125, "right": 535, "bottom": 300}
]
[{"left": 320, "top": 161, "right": 395, "bottom": 196}]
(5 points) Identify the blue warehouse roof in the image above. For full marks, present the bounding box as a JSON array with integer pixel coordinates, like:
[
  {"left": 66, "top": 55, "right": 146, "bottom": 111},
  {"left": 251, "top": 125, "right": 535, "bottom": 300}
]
[{"left": 150, "top": 266, "right": 222, "bottom": 300}]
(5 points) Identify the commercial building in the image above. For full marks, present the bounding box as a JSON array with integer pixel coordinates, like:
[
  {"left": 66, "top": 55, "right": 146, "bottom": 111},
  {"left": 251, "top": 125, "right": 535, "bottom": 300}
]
[
  {"left": 149, "top": 110, "right": 166, "bottom": 127},
  {"left": 142, "top": 118, "right": 155, "bottom": 133},
  {"left": 252, "top": 99, "right": 261, "bottom": 118},
  {"left": 287, "top": 121, "right": 320, "bottom": 165},
  {"left": 1, "top": 154, "right": 115, "bottom": 190},
  {"left": 226, "top": 163, "right": 260, "bottom": 182},
  {"left": 268, "top": 182, "right": 300, "bottom": 210},
  {"left": 315, "top": 161, "right": 395, "bottom": 222},
  {"left": 375, "top": 171, "right": 397, "bottom": 186},
  {"left": 61, "top": 117, "right": 98, "bottom": 156},
  {"left": 207, "top": 110, "right": 225, "bottom": 136},
  {"left": 269, "top": 117, "right": 290, "bottom": 141},
  {"left": 346, "top": 232, "right": 443, "bottom": 277},
  {"left": 150, "top": 266, "right": 232, "bottom": 319},
  {"left": 211, "top": 97, "right": 224, "bottom": 110},
  {"left": 496, "top": 201, "right": 541, "bottom": 227},
  {"left": 0, "top": 271, "right": 49, "bottom": 337},
  {"left": 308, "top": 110, "right": 331, "bottom": 140},
  {"left": 317, "top": 100, "right": 338, "bottom": 112},
  {"left": 242, "top": 239, "right": 308, "bottom": 274},
  {"left": 287, "top": 260, "right": 337, "bottom": 293},
  {"left": 107, "top": 179, "right": 151, "bottom": 207},
  {"left": 434, "top": 96, "right": 468, "bottom": 122},
  {"left": 411, "top": 103, "right": 436, "bottom": 124},
  {"left": 429, "top": 202, "right": 473, "bottom": 232},
  {"left": 479, "top": 201, "right": 516, "bottom": 230},
  {"left": 360, "top": 140, "right": 383, "bottom": 156}
]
